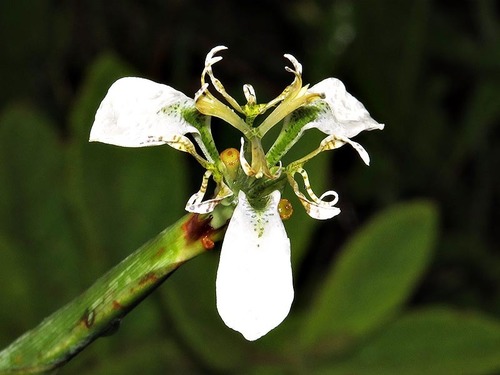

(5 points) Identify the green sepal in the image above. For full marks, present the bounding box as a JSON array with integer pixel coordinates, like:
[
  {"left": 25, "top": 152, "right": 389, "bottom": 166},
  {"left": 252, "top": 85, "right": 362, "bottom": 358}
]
[
  {"left": 182, "top": 107, "right": 220, "bottom": 163},
  {"left": 266, "top": 104, "right": 322, "bottom": 166}
]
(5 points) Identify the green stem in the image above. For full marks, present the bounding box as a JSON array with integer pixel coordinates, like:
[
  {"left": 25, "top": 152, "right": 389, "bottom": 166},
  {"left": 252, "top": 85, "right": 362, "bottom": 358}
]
[{"left": 0, "top": 209, "right": 231, "bottom": 374}]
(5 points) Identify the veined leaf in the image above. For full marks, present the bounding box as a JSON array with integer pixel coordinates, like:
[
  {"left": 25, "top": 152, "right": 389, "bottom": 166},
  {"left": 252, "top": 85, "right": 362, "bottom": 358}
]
[
  {"left": 302, "top": 201, "right": 438, "bottom": 349},
  {"left": 322, "top": 307, "right": 500, "bottom": 375}
]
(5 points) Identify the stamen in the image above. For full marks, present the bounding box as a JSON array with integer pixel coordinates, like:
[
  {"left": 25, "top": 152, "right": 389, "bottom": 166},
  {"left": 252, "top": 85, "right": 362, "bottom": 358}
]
[
  {"left": 185, "top": 170, "right": 212, "bottom": 210},
  {"left": 243, "top": 84, "right": 256, "bottom": 105},
  {"left": 284, "top": 54, "right": 303, "bottom": 75},
  {"left": 270, "top": 160, "right": 283, "bottom": 179},
  {"left": 167, "top": 134, "right": 210, "bottom": 169},
  {"left": 287, "top": 168, "right": 340, "bottom": 220},
  {"left": 195, "top": 84, "right": 250, "bottom": 136},
  {"left": 319, "top": 134, "right": 371, "bottom": 165},
  {"left": 298, "top": 168, "right": 328, "bottom": 205},
  {"left": 201, "top": 46, "right": 245, "bottom": 114},
  {"left": 205, "top": 46, "right": 228, "bottom": 66},
  {"left": 185, "top": 170, "right": 234, "bottom": 214},
  {"left": 207, "top": 69, "right": 244, "bottom": 114},
  {"left": 239, "top": 137, "right": 254, "bottom": 177},
  {"left": 257, "top": 54, "right": 322, "bottom": 137},
  {"left": 194, "top": 83, "right": 210, "bottom": 102},
  {"left": 319, "top": 190, "right": 339, "bottom": 205},
  {"left": 238, "top": 137, "right": 278, "bottom": 179}
]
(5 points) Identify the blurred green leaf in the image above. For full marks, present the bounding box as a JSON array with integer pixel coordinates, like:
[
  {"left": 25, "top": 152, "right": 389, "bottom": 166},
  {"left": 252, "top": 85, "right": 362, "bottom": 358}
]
[
  {"left": 322, "top": 307, "right": 500, "bottom": 375},
  {"left": 0, "top": 234, "right": 37, "bottom": 343},
  {"left": 61, "top": 337, "right": 196, "bottom": 375},
  {"left": 0, "top": 105, "right": 61, "bottom": 242},
  {"left": 301, "top": 201, "right": 438, "bottom": 349},
  {"left": 67, "top": 54, "right": 189, "bottom": 276},
  {"left": 0, "top": 104, "right": 80, "bottom": 310},
  {"left": 159, "top": 254, "right": 250, "bottom": 372}
]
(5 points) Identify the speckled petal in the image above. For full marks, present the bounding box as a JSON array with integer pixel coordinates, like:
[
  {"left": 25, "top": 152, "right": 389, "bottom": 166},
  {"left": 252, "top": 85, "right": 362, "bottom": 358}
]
[
  {"left": 90, "top": 77, "right": 199, "bottom": 147},
  {"left": 305, "top": 78, "right": 384, "bottom": 138},
  {"left": 216, "top": 190, "right": 293, "bottom": 341}
]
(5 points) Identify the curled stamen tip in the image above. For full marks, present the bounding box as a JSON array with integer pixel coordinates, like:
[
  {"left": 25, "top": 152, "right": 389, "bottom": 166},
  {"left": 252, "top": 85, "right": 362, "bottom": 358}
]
[
  {"left": 212, "top": 45, "right": 228, "bottom": 53},
  {"left": 318, "top": 190, "right": 339, "bottom": 206},
  {"left": 206, "top": 56, "right": 223, "bottom": 67},
  {"left": 206, "top": 45, "right": 228, "bottom": 64},
  {"left": 284, "top": 53, "right": 302, "bottom": 74}
]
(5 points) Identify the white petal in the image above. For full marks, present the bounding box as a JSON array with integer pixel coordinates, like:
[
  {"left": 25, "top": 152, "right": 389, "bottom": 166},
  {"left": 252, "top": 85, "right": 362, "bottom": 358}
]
[
  {"left": 90, "top": 77, "right": 199, "bottom": 147},
  {"left": 216, "top": 190, "right": 293, "bottom": 341},
  {"left": 306, "top": 78, "right": 384, "bottom": 138}
]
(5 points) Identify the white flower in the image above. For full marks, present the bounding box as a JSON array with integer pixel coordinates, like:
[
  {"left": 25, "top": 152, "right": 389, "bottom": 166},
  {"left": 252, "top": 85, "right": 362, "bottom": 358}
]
[
  {"left": 89, "top": 46, "right": 384, "bottom": 341},
  {"left": 216, "top": 190, "right": 293, "bottom": 341}
]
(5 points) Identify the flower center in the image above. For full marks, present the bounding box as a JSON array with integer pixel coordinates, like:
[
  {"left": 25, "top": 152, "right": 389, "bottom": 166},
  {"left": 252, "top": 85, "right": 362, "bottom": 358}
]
[{"left": 194, "top": 46, "right": 323, "bottom": 182}]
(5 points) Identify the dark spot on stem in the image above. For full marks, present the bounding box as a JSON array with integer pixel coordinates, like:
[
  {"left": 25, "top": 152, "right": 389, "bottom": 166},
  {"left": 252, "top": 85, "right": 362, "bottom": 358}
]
[
  {"left": 112, "top": 300, "right": 123, "bottom": 310},
  {"left": 182, "top": 214, "right": 212, "bottom": 242},
  {"left": 154, "top": 246, "right": 166, "bottom": 259},
  {"left": 201, "top": 235, "right": 215, "bottom": 250},
  {"left": 139, "top": 272, "right": 158, "bottom": 286},
  {"left": 81, "top": 308, "right": 95, "bottom": 329},
  {"left": 182, "top": 213, "right": 221, "bottom": 250}
]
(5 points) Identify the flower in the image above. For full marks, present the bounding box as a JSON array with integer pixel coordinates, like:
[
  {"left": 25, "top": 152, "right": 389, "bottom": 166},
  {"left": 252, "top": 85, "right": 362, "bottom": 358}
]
[{"left": 89, "top": 46, "right": 383, "bottom": 340}]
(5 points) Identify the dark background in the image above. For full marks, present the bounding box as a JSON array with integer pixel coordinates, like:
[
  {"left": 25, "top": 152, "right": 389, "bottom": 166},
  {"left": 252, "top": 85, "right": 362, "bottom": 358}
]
[{"left": 1, "top": 1, "right": 499, "bottom": 373}]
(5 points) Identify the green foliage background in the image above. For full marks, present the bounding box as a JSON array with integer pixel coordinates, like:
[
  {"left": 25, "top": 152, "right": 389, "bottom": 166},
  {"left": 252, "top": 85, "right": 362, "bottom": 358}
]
[{"left": 1, "top": 1, "right": 500, "bottom": 373}]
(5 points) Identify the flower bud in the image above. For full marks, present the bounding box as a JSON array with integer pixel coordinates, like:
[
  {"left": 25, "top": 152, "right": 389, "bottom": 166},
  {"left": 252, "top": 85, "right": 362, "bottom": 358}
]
[
  {"left": 220, "top": 148, "right": 240, "bottom": 181},
  {"left": 278, "top": 198, "right": 293, "bottom": 220}
]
